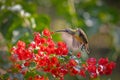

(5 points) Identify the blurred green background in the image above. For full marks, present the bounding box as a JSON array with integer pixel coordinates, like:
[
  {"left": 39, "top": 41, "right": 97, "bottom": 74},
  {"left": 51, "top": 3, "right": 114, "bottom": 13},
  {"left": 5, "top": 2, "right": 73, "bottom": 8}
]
[{"left": 0, "top": 0, "right": 120, "bottom": 80}]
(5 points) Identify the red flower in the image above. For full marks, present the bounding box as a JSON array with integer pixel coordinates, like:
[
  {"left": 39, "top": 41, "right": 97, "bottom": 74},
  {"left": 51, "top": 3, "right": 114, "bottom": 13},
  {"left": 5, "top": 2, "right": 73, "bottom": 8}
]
[
  {"left": 38, "top": 57, "right": 50, "bottom": 66},
  {"left": 24, "top": 61, "right": 30, "bottom": 67},
  {"left": 34, "top": 32, "right": 41, "bottom": 45},
  {"left": 98, "top": 58, "right": 108, "bottom": 65},
  {"left": 50, "top": 57, "right": 59, "bottom": 66},
  {"left": 15, "top": 64, "right": 22, "bottom": 69},
  {"left": 34, "top": 75, "right": 48, "bottom": 80},
  {"left": 87, "top": 65, "right": 96, "bottom": 73},
  {"left": 90, "top": 72, "right": 97, "bottom": 78},
  {"left": 29, "top": 41, "right": 36, "bottom": 49},
  {"left": 104, "top": 62, "right": 116, "bottom": 75},
  {"left": 40, "top": 45, "right": 46, "bottom": 51},
  {"left": 87, "top": 58, "right": 96, "bottom": 65},
  {"left": 97, "top": 65, "right": 104, "bottom": 75},
  {"left": 17, "top": 40, "right": 26, "bottom": 48},
  {"left": 77, "top": 52, "right": 81, "bottom": 58},
  {"left": 79, "top": 69, "right": 86, "bottom": 77},
  {"left": 40, "top": 38, "right": 46, "bottom": 44},
  {"left": 70, "top": 67, "right": 79, "bottom": 75},
  {"left": 55, "top": 42, "right": 68, "bottom": 56},
  {"left": 38, "top": 50, "right": 44, "bottom": 57},
  {"left": 42, "top": 28, "right": 51, "bottom": 37},
  {"left": 46, "top": 47, "right": 55, "bottom": 55},
  {"left": 109, "top": 62, "right": 116, "bottom": 69},
  {"left": 68, "top": 59, "right": 77, "bottom": 67},
  {"left": 55, "top": 47, "right": 68, "bottom": 56},
  {"left": 28, "top": 76, "right": 33, "bottom": 80},
  {"left": 47, "top": 38, "right": 55, "bottom": 48},
  {"left": 57, "top": 41, "right": 66, "bottom": 47},
  {"left": 62, "top": 48, "right": 68, "bottom": 55}
]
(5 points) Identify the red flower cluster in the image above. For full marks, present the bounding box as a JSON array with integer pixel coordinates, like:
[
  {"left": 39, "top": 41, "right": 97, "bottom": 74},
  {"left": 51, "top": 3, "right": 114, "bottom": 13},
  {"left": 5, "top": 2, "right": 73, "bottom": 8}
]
[
  {"left": 29, "top": 75, "right": 49, "bottom": 80},
  {"left": 10, "top": 28, "right": 116, "bottom": 80},
  {"left": 11, "top": 29, "right": 69, "bottom": 80},
  {"left": 86, "top": 58, "right": 116, "bottom": 78}
]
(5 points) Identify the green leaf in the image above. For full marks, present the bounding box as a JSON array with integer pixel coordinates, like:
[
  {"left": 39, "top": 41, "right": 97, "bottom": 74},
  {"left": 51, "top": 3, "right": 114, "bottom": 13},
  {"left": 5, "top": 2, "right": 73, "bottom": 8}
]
[
  {"left": 24, "top": 71, "right": 36, "bottom": 79},
  {"left": 0, "top": 10, "right": 23, "bottom": 41},
  {"left": 90, "top": 77, "right": 100, "bottom": 80},
  {"left": 2, "top": 73, "right": 9, "bottom": 80},
  {"left": 33, "top": 14, "right": 50, "bottom": 32},
  {"left": 52, "top": 33, "right": 62, "bottom": 42}
]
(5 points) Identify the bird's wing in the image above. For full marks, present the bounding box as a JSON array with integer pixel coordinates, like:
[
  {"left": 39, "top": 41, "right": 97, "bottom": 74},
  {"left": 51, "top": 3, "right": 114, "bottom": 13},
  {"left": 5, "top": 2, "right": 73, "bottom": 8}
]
[
  {"left": 78, "top": 28, "right": 88, "bottom": 44},
  {"left": 72, "top": 36, "right": 81, "bottom": 48}
]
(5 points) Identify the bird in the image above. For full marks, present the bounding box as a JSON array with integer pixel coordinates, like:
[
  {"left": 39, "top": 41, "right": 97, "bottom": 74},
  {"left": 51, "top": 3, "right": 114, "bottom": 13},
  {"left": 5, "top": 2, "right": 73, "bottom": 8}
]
[{"left": 56, "top": 28, "right": 90, "bottom": 54}]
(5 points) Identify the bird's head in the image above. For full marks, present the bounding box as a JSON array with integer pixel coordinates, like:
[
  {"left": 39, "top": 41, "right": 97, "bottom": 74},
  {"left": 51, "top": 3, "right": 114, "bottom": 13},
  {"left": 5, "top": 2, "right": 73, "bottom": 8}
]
[{"left": 56, "top": 28, "right": 76, "bottom": 35}]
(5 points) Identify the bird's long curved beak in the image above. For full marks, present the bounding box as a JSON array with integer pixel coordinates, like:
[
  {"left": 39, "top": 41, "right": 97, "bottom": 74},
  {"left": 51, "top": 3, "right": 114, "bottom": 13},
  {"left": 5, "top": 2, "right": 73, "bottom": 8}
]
[
  {"left": 55, "top": 29, "right": 66, "bottom": 32},
  {"left": 56, "top": 29, "right": 75, "bottom": 35}
]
